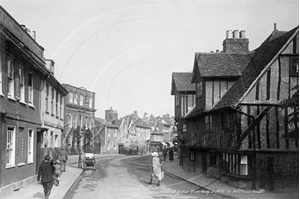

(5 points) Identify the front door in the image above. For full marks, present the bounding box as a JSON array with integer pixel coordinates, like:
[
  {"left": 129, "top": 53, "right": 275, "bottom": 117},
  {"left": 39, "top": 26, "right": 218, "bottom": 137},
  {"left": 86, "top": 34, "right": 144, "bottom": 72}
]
[{"left": 36, "top": 130, "right": 43, "bottom": 174}]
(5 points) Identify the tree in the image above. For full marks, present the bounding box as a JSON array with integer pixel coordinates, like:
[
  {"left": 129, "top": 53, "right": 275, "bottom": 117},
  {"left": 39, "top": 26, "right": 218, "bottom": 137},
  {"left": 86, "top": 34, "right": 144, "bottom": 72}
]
[{"left": 280, "top": 85, "right": 299, "bottom": 145}]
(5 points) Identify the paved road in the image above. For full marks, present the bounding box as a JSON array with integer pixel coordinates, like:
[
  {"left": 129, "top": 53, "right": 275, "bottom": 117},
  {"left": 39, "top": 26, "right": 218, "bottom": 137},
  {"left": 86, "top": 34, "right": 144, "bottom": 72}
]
[{"left": 64, "top": 155, "right": 221, "bottom": 199}]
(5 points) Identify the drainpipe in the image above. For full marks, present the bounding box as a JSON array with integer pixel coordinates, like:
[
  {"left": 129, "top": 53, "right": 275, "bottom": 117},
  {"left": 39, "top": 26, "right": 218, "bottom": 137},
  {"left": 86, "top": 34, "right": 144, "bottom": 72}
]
[{"left": 231, "top": 107, "right": 256, "bottom": 190}]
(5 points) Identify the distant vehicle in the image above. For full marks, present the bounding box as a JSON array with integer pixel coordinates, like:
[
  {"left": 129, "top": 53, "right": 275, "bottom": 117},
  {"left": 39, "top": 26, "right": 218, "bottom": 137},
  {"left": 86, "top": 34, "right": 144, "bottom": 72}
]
[{"left": 82, "top": 153, "right": 96, "bottom": 171}]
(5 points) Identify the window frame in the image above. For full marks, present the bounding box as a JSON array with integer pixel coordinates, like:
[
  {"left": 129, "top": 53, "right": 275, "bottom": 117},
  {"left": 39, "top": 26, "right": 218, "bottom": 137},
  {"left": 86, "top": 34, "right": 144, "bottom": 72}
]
[
  {"left": 89, "top": 97, "right": 93, "bottom": 108},
  {"left": 175, "top": 94, "right": 179, "bottom": 107},
  {"left": 196, "top": 81, "right": 202, "bottom": 98},
  {"left": 6, "top": 126, "right": 16, "bottom": 167},
  {"left": 45, "top": 84, "right": 49, "bottom": 113},
  {"left": 290, "top": 56, "right": 299, "bottom": 77},
  {"left": 28, "top": 73, "right": 33, "bottom": 105},
  {"left": 18, "top": 67, "right": 25, "bottom": 102},
  {"left": 28, "top": 129, "right": 34, "bottom": 163},
  {"left": 79, "top": 95, "right": 83, "bottom": 106},
  {"left": 221, "top": 153, "right": 249, "bottom": 176},
  {"left": 60, "top": 95, "right": 63, "bottom": 119},
  {"left": 205, "top": 115, "right": 213, "bottom": 132},
  {"left": 7, "top": 59, "right": 15, "bottom": 99},
  {"left": 51, "top": 88, "right": 54, "bottom": 115},
  {"left": 108, "top": 128, "right": 111, "bottom": 137},
  {"left": 56, "top": 91, "right": 59, "bottom": 117},
  {"left": 183, "top": 124, "right": 187, "bottom": 132},
  {"left": 69, "top": 92, "right": 73, "bottom": 104}
]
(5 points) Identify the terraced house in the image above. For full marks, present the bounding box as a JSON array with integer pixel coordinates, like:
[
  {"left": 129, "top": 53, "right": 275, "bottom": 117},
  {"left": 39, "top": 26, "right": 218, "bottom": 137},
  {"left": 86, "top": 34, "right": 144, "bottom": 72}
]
[{"left": 0, "top": 6, "right": 66, "bottom": 197}]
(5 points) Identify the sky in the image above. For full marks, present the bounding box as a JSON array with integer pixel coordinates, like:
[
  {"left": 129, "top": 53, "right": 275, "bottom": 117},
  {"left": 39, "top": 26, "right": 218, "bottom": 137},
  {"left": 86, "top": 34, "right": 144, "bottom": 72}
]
[{"left": 1, "top": 0, "right": 299, "bottom": 119}]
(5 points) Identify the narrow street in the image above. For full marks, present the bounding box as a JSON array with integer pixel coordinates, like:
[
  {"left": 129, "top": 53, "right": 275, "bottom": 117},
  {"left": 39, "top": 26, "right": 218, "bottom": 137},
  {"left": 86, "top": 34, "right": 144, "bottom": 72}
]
[{"left": 64, "top": 155, "right": 221, "bottom": 199}]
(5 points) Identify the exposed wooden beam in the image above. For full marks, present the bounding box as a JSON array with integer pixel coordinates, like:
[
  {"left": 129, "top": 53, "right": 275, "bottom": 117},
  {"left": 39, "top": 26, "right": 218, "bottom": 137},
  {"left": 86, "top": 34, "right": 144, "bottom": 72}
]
[{"left": 238, "top": 106, "right": 273, "bottom": 146}]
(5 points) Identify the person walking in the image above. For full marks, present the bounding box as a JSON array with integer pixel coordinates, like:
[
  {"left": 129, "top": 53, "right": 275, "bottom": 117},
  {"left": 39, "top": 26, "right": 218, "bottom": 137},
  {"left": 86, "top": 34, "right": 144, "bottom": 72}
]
[
  {"left": 169, "top": 147, "right": 174, "bottom": 162},
  {"left": 162, "top": 146, "right": 168, "bottom": 162},
  {"left": 53, "top": 159, "right": 62, "bottom": 186},
  {"left": 149, "top": 152, "right": 164, "bottom": 186},
  {"left": 37, "top": 155, "right": 55, "bottom": 199},
  {"left": 59, "top": 146, "right": 68, "bottom": 172}
]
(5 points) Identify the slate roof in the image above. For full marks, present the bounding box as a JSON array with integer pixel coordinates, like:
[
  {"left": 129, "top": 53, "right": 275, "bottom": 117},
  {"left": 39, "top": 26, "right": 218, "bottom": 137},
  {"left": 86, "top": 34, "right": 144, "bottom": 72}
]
[
  {"left": 171, "top": 72, "right": 195, "bottom": 95},
  {"left": 213, "top": 26, "right": 299, "bottom": 110},
  {"left": 192, "top": 53, "right": 252, "bottom": 82},
  {"left": 134, "top": 118, "right": 151, "bottom": 128},
  {"left": 113, "top": 119, "right": 123, "bottom": 128}
]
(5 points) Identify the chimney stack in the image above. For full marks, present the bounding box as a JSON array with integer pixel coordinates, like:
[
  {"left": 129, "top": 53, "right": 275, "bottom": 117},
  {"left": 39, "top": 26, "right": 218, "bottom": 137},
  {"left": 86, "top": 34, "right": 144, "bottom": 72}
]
[
  {"left": 45, "top": 59, "right": 55, "bottom": 75},
  {"left": 105, "top": 107, "right": 118, "bottom": 122},
  {"left": 223, "top": 29, "right": 249, "bottom": 54},
  {"left": 20, "top": 24, "right": 36, "bottom": 40}
]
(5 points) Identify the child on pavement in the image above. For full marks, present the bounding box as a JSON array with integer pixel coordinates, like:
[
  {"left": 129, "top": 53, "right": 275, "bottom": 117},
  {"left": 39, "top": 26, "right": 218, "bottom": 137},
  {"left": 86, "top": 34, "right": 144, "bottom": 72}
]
[{"left": 53, "top": 159, "right": 62, "bottom": 186}]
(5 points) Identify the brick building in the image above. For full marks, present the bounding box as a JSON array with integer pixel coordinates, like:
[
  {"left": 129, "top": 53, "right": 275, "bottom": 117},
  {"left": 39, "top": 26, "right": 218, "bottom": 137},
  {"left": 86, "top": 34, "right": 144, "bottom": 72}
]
[
  {"left": 62, "top": 84, "right": 96, "bottom": 155},
  {"left": 37, "top": 59, "right": 68, "bottom": 165},
  {"left": 0, "top": 6, "right": 52, "bottom": 197}
]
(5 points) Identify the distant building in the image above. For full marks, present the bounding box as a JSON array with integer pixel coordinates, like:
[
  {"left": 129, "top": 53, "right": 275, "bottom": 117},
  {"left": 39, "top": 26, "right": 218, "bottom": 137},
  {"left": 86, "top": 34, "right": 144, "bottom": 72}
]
[
  {"left": 62, "top": 84, "right": 97, "bottom": 154},
  {"left": 93, "top": 117, "right": 119, "bottom": 154},
  {"left": 105, "top": 107, "right": 118, "bottom": 122}
]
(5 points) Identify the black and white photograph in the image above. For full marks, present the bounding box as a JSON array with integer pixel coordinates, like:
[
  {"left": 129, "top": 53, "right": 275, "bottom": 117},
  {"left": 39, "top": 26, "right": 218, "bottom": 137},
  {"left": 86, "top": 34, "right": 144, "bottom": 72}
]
[{"left": 0, "top": 0, "right": 298, "bottom": 198}]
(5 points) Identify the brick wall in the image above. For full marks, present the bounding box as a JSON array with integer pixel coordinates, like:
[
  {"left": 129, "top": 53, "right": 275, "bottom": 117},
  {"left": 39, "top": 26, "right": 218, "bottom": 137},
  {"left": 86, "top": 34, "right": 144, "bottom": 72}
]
[
  {"left": 0, "top": 119, "right": 37, "bottom": 188},
  {"left": 255, "top": 151, "right": 299, "bottom": 192}
]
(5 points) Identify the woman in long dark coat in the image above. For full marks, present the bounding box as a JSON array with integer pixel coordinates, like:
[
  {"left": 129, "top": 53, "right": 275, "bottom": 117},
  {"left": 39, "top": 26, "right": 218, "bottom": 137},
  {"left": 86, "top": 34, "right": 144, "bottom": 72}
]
[{"left": 169, "top": 147, "right": 174, "bottom": 161}]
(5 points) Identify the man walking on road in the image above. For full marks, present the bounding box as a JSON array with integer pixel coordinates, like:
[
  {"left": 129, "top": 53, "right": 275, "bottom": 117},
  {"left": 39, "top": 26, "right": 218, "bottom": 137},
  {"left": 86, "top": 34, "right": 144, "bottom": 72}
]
[
  {"left": 37, "top": 155, "right": 55, "bottom": 199},
  {"left": 59, "top": 146, "right": 68, "bottom": 172}
]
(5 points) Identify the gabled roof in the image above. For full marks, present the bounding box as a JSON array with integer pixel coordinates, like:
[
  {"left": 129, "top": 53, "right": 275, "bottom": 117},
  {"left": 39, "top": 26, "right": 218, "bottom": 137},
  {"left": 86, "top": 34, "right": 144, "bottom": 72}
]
[
  {"left": 213, "top": 26, "right": 299, "bottom": 110},
  {"left": 191, "top": 53, "right": 252, "bottom": 83},
  {"left": 113, "top": 119, "right": 123, "bottom": 128},
  {"left": 134, "top": 118, "right": 151, "bottom": 129},
  {"left": 171, "top": 72, "right": 195, "bottom": 95}
]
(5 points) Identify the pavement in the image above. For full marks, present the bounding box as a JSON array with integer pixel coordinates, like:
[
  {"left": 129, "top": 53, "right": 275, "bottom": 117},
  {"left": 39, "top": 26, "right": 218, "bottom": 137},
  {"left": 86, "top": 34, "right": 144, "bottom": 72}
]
[
  {"left": 2, "top": 154, "right": 119, "bottom": 199},
  {"left": 3, "top": 153, "right": 298, "bottom": 199},
  {"left": 161, "top": 154, "right": 299, "bottom": 199}
]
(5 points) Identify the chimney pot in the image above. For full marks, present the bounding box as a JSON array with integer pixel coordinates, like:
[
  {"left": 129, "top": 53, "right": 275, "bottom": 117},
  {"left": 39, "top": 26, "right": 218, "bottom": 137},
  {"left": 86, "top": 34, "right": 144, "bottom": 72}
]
[
  {"left": 239, "top": 30, "right": 246, "bottom": 38},
  {"left": 233, "top": 30, "right": 239, "bottom": 38},
  {"left": 226, "top": 30, "right": 233, "bottom": 38},
  {"left": 216, "top": 49, "right": 219, "bottom": 53}
]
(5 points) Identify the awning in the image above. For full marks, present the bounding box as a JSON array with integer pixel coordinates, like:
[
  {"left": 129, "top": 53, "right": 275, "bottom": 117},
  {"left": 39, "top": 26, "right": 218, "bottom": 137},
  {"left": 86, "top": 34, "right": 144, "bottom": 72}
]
[
  {"left": 168, "top": 142, "right": 174, "bottom": 147},
  {"left": 161, "top": 142, "right": 167, "bottom": 146}
]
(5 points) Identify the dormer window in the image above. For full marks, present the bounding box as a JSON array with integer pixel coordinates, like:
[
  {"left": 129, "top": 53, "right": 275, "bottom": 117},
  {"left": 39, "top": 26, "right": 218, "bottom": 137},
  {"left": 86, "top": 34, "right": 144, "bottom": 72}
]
[
  {"left": 290, "top": 56, "right": 299, "bottom": 76},
  {"left": 196, "top": 81, "right": 202, "bottom": 98}
]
